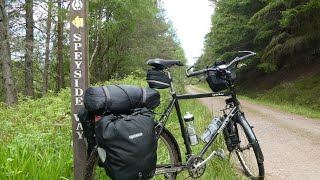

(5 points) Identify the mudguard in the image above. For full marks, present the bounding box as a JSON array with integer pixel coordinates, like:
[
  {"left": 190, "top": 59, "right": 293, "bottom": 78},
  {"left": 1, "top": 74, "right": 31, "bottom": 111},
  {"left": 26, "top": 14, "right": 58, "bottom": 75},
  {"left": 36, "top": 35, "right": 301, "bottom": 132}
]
[{"left": 236, "top": 113, "right": 264, "bottom": 163}]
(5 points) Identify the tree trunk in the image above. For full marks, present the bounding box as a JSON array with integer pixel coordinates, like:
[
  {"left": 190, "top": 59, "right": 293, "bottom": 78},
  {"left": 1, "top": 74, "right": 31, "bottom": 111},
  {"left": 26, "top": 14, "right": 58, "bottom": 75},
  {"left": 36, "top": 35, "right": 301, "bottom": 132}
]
[
  {"left": 42, "top": 0, "right": 52, "bottom": 96},
  {"left": 0, "top": 1, "right": 18, "bottom": 105},
  {"left": 25, "top": 0, "right": 34, "bottom": 98},
  {"left": 57, "top": 0, "right": 64, "bottom": 91}
]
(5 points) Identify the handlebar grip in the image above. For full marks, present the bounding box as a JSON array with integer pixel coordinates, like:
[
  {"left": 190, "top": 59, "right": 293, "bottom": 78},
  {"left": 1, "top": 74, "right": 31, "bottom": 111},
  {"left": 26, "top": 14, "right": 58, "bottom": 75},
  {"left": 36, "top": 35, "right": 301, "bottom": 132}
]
[{"left": 186, "top": 69, "right": 207, "bottom": 77}]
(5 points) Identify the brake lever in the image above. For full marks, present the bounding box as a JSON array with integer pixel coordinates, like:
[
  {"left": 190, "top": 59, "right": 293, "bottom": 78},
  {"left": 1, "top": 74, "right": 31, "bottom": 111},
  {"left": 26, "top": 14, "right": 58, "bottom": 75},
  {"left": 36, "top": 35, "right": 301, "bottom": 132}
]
[
  {"left": 238, "top": 50, "right": 256, "bottom": 55},
  {"left": 185, "top": 65, "right": 194, "bottom": 77}
]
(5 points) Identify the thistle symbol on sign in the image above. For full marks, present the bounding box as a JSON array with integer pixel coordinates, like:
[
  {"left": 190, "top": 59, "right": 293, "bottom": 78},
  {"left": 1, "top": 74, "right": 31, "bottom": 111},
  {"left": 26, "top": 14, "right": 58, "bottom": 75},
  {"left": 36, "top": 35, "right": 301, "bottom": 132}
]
[{"left": 72, "top": 0, "right": 83, "bottom": 11}]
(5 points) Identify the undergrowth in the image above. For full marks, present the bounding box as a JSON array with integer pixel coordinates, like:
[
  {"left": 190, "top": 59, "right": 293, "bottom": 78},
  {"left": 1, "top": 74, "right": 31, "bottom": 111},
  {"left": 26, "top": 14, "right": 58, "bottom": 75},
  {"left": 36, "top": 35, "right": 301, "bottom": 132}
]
[
  {"left": 254, "top": 72, "right": 320, "bottom": 108},
  {"left": 0, "top": 88, "right": 73, "bottom": 179},
  {"left": 197, "top": 71, "right": 320, "bottom": 119},
  {"left": 243, "top": 72, "right": 320, "bottom": 119}
]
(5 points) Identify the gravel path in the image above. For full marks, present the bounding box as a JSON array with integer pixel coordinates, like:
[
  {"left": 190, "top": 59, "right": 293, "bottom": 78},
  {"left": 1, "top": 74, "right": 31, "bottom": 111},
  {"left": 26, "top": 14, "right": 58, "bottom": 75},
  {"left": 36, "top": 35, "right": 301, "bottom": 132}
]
[{"left": 186, "top": 86, "right": 320, "bottom": 180}]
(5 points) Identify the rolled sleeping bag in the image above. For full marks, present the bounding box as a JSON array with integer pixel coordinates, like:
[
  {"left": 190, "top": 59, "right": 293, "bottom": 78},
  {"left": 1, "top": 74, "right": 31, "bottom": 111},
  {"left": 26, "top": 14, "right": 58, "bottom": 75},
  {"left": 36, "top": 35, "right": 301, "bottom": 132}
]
[{"left": 84, "top": 85, "right": 160, "bottom": 115}]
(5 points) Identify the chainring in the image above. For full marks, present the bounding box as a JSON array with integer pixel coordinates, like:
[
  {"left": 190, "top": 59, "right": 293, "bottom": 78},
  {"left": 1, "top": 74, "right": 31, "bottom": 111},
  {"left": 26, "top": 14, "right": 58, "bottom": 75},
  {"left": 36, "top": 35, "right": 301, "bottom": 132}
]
[{"left": 187, "top": 157, "right": 206, "bottom": 178}]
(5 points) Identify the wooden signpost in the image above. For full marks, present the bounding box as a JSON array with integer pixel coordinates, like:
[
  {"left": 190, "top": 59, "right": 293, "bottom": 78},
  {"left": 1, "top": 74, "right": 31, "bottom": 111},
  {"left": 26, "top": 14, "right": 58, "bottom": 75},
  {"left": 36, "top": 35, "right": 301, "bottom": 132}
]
[{"left": 70, "top": 0, "right": 89, "bottom": 179}]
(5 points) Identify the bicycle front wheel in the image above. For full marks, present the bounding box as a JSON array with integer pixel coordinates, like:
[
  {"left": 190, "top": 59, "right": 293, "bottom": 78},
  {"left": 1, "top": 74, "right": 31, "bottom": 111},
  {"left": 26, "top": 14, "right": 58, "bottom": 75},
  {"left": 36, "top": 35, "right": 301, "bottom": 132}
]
[
  {"left": 234, "top": 114, "right": 264, "bottom": 179},
  {"left": 85, "top": 127, "right": 181, "bottom": 180}
]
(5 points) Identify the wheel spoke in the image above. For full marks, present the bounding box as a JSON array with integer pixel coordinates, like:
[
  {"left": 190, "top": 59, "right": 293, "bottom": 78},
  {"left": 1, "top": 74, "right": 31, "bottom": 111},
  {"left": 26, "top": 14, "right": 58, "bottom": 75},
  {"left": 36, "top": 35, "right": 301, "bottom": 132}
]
[
  {"left": 239, "top": 143, "right": 252, "bottom": 151},
  {"left": 153, "top": 134, "right": 177, "bottom": 180},
  {"left": 228, "top": 120, "right": 264, "bottom": 179}
]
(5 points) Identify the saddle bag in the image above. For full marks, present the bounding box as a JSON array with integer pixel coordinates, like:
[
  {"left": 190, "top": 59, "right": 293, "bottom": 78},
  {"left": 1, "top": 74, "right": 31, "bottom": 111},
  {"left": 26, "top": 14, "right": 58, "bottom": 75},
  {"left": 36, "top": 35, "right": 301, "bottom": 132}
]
[
  {"left": 84, "top": 85, "right": 160, "bottom": 115},
  {"left": 95, "top": 108, "right": 157, "bottom": 180},
  {"left": 146, "top": 69, "right": 171, "bottom": 89}
]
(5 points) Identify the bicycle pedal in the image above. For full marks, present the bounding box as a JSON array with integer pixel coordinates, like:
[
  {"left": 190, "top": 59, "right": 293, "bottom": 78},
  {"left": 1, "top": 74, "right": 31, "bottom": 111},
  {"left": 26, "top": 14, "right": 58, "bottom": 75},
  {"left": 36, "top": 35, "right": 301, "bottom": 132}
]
[{"left": 217, "top": 148, "right": 225, "bottom": 160}]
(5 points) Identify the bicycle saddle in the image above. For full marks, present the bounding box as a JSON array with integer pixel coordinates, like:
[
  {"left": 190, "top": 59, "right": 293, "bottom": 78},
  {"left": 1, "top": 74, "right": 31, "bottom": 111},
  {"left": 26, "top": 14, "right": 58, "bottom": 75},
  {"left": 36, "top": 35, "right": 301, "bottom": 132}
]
[{"left": 147, "top": 58, "right": 183, "bottom": 70}]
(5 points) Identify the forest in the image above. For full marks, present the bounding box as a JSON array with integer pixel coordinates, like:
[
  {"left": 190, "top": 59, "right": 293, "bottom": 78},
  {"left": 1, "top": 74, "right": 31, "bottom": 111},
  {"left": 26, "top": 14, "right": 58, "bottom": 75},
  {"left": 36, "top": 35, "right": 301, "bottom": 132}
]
[
  {"left": 197, "top": 0, "right": 320, "bottom": 111},
  {"left": 0, "top": 0, "right": 185, "bottom": 106},
  {"left": 197, "top": 0, "right": 320, "bottom": 71}
]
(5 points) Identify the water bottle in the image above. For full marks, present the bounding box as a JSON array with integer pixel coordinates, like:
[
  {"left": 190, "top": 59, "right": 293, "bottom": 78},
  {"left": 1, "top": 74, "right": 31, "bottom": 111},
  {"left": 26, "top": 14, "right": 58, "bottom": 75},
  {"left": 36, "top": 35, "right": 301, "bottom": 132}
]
[
  {"left": 184, "top": 112, "right": 199, "bottom": 146},
  {"left": 201, "top": 117, "right": 222, "bottom": 143}
]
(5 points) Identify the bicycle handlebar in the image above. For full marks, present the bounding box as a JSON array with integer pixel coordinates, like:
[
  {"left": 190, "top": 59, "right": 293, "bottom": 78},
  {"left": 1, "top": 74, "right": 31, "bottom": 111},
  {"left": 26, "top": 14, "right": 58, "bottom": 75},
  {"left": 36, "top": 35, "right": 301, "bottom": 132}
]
[
  {"left": 186, "top": 66, "right": 213, "bottom": 78},
  {"left": 186, "top": 51, "right": 256, "bottom": 78}
]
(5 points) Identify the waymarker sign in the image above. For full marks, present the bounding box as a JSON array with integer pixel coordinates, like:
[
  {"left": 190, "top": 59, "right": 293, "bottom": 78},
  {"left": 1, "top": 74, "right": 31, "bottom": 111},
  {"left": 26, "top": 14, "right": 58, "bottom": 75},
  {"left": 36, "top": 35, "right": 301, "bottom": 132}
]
[{"left": 70, "top": 0, "right": 89, "bottom": 179}]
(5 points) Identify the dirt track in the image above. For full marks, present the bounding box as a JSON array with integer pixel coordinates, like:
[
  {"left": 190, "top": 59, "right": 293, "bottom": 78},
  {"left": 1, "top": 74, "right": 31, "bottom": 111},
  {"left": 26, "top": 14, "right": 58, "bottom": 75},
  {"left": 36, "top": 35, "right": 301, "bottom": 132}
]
[{"left": 186, "top": 86, "right": 320, "bottom": 180}]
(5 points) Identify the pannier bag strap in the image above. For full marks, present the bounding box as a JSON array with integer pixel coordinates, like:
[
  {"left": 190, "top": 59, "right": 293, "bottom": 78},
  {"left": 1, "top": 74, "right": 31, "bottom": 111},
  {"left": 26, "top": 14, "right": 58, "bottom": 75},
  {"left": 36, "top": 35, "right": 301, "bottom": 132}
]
[
  {"left": 115, "top": 85, "right": 134, "bottom": 109},
  {"left": 147, "top": 80, "right": 170, "bottom": 87},
  {"left": 142, "top": 87, "right": 147, "bottom": 104},
  {"left": 135, "top": 87, "right": 144, "bottom": 108},
  {"left": 101, "top": 86, "right": 112, "bottom": 112},
  {"left": 131, "top": 107, "right": 149, "bottom": 116}
]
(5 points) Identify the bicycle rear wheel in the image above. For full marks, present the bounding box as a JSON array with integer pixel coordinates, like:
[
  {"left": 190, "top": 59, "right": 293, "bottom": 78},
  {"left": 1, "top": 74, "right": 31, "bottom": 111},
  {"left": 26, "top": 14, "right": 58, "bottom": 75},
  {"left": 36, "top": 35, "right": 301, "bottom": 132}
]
[
  {"left": 153, "top": 127, "right": 181, "bottom": 180},
  {"left": 85, "top": 127, "right": 181, "bottom": 180},
  {"left": 85, "top": 148, "right": 107, "bottom": 180},
  {"left": 233, "top": 114, "right": 264, "bottom": 179}
]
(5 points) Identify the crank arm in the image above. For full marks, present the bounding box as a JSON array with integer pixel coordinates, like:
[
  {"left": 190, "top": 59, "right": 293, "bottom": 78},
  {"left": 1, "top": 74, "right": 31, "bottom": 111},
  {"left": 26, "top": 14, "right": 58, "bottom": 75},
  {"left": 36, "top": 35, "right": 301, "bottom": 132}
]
[
  {"left": 194, "top": 149, "right": 225, "bottom": 169},
  {"left": 155, "top": 166, "right": 184, "bottom": 175}
]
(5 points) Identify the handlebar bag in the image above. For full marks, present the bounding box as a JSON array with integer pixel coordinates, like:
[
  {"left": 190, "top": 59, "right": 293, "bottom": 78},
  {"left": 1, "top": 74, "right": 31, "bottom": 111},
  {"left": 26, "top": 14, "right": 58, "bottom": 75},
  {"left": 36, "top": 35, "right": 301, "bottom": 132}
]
[
  {"left": 84, "top": 85, "right": 160, "bottom": 115},
  {"left": 146, "top": 69, "right": 171, "bottom": 89},
  {"left": 95, "top": 108, "right": 157, "bottom": 180},
  {"left": 206, "top": 70, "right": 236, "bottom": 92}
]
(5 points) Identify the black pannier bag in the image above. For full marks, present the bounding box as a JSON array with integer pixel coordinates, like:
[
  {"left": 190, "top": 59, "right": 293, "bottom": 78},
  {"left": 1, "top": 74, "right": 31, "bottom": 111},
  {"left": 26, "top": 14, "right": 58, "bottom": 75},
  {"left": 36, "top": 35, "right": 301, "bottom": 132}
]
[
  {"left": 206, "top": 70, "right": 236, "bottom": 92},
  {"left": 84, "top": 85, "right": 160, "bottom": 115},
  {"left": 77, "top": 107, "right": 96, "bottom": 157},
  {"left": 146, "top": 69, "right": 171, "bottom": 89},
  {"left": 95, "top": 108, "right": 157, "bottom": 180}
]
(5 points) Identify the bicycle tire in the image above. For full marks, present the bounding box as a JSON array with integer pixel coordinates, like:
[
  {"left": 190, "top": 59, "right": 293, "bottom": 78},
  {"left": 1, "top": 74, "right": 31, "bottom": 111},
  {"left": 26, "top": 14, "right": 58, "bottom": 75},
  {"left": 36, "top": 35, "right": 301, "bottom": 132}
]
[
  {"left": 85, "top": 147, "right": 106, "bottom": 180},
  {"left": 85, "top": 127, "right": 181, "bottom": 180},
  {"left": 153, "top": 127, "right": 181, "bottom": 180},
  {"left": 234, "top": 114, "right": 265, "bottom": 180}
]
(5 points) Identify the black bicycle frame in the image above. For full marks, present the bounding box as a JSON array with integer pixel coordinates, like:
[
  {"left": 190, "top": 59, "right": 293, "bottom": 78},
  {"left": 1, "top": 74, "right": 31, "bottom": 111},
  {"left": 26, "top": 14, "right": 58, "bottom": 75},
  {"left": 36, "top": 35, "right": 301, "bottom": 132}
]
[
  {"left": 157, "top": 91, "right": 232, "bottom": 156},
  {"left": 157, "top": 70, "right": 240, "bottom": 158}
]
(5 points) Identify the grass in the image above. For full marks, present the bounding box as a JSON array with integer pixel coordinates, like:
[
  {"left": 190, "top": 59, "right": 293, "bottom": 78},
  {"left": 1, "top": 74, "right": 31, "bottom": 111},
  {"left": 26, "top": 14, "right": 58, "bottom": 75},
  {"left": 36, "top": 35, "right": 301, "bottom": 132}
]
[
  {"left": 238, "top": 96, "right": 320, "bottom": 119},
  {"left": 0, "top": 75, "right": 237, "bottom": 179},
  {"left": 197, "top": 75, "right": 320, "bottom": 119},
  {"left": 0, "top": 89, "right": 73, "bottom": 179},
  {"left": 241, "top": 71, "right": 320, "bottom": 119}
]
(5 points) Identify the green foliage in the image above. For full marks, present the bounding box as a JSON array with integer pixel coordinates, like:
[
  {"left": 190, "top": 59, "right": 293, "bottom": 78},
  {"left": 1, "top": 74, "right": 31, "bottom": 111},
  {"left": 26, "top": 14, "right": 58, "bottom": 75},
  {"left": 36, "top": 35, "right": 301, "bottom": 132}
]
[
  {"left": 195, "top": 0, "right": 264, "bottom": 69},
  {"left": 261, "top": 33, "right": 320, "bottom": 72},
  {"left": 0, "top": 88, "right": 73, "bottom": 179},
  {"left": 88, "top": 0, "right": 185, "bottom": 83},
  {"left": 280, "top": 0, "right": 320, "bottom": 28},
  {"left": 256, "top": 72, "right": 320, "bottom": 110},
  {"left": 197, "top": 0, "right": 320, "bottom": 73},
  {"left": 239, "top": 72, "right": 320, "bottom": 118},
  {"left": 1, "top": 0, "right": 185, "bottom": 104}
]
